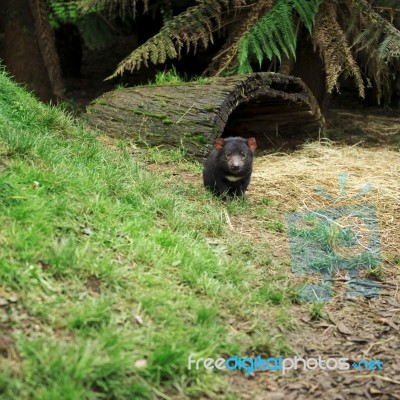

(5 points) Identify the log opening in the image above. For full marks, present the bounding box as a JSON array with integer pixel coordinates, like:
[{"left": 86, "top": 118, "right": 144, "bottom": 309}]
[{"left": 86, "top": 72, "right": 325, "bottom": 157}]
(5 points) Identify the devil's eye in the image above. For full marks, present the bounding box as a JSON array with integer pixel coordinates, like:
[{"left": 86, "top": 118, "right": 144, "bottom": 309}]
[
  {"left": 241, "top": 152, "right": 246, "bottom": 158},
  {"left": 225, "top": 152, "right": 231, "bottom": 158}
]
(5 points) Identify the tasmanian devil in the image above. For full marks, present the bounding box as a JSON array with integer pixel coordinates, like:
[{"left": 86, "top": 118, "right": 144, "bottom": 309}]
[{"left": 203, "top": 136, "right": 257, "bottom": 197}]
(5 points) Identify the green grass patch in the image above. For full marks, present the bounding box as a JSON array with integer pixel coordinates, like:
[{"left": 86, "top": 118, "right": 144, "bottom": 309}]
[
  {"left": 148, "top": 66, "right": 210, "bottom": 86},
  {"left": 0, "top": 67, "right": 296, "bottom": 399},
  {"left": 308, "top": 302, "right": 327, "bottom": 321}
]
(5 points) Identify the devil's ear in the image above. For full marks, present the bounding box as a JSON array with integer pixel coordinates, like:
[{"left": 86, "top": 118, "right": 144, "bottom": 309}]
[
  {"left": 214, "top": 138, "right": 224, "bottom": 151},
  {"left": 247, "top": 137, "right": 257, "bottom": 153}
]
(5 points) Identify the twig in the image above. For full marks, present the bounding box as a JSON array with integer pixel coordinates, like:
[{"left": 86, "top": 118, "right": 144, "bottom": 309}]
[
  {"left": 353, "top": 374, "right": 400, "bottom": 385},
  {"left": 176, "top": 103, "right": 195, "bottom": 124},
  {"left": 223, "top": 209, "right": 234, "bottom": 230}
]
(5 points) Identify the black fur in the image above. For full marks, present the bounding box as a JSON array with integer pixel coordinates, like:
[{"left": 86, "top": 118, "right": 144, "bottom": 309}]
[{"left": 203, "top": 136, "right": 257, "bottom": 197}]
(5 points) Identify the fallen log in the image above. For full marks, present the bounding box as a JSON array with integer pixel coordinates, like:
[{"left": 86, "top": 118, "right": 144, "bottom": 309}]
[{"left": 86, "top": 72, "right": 325, "bottom": 157}]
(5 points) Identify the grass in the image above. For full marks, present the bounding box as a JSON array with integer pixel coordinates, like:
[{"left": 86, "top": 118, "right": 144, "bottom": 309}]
[
  {"left": 308, "top": 303, "right": 327, "bottom": 321},
  {"left": 393, "top": 137, "right": 400, "bottom": 152},
  {"left": 0, "top": 68, "right": 297, "bottom": 399},
  {"left": 149, "top": 66, "right": 210, "bottom": 86}
]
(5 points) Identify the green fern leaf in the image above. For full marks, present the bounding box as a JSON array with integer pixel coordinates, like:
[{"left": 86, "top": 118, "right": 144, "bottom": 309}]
[
  {"left": 279, "top": 7, "right": 296, "bottom": 57},
  {"left": 254, "top": 26, "right": 273, "bottom": 60},
  {"left": 238, "top": 0, "right": 321, "bottom": 73},
  {"left": 379, "top": 34, "right": 400, "bottom": 61},
  {"left": 292, "top": 0, "right": 320, "bottom": 33},
  {"left": 238, "top": 36, "right": 252, "bottom": 74}
]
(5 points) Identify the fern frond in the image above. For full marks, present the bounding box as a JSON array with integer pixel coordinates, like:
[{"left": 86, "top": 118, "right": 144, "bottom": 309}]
[
  {"left": 352, "top": 0, "right": 400, "bottom": 62},
  {"left": 203, "top": 0, "right": 274, "bottom": 75},
  {"left": 107, "top": 0, "right": 241, "bottom": 78},
  {"left": 280, "top": 5, "right": 297, "bottom": 56},
  {"left": 237, "top": 0, "right": 321, "bottom": 74},
  {"left": 292, "top": 0, "right": 320, "bottom": 33},
  {"left": 348, "top": 0, "right": 400, "bottom": 102},
  {"left": 253, "top": 24, "right": 273, "bottom": 60},
  {"left": 77, "top": 0, "right": 147, "bottom": 18},
  {"left": 238, "top": 36, "right": 253, "bottom": 73},
  {"left": 312, "top": 1, "right": 365, "bottom": 98},
  {"left": 378, "top": 34, "right": 400, "bottom": 60},
  {"left": 48, "top": 0, "right": 79, "bottom": 28},
  {"left": 353, "top": 26, "right": 382, "bottom": 53},
  {"left": 248, "top": 34, "right": 264, "bottom": 66}
]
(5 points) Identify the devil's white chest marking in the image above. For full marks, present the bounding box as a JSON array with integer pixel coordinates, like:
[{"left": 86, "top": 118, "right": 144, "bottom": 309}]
[{"left": 225, "top": 175, "right": 242, "bottom": 182}]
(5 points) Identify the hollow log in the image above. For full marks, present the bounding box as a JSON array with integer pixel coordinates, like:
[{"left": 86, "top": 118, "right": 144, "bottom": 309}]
[{"left": 86, "top": 72, "right": 325, "bottom": 157}]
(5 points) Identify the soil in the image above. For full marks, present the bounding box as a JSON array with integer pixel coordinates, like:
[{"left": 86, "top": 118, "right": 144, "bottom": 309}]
[
  {"left": 230, "top": 99, "right": 399, "bottom": 399},
  {"left": 232, "top": 143, "right": 400, "bottom": 400}
]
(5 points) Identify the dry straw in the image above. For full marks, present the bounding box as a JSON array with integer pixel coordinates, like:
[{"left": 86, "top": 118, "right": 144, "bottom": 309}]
[{"left": 250, "top": 140, "right": 399, "bottom": 275}]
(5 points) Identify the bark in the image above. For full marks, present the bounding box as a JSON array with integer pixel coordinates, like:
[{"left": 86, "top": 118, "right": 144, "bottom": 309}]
[
  {"left": 3, "top": 0, "right": 64, "bottom": 102},
  {"left": 290, "top": 36, "right": 331, "bottom": 112},
  {"left": 28, "top": 0, "right": 64, "bottom": 99},
  {"left": 86, "top": 72, "right": 325, "bottom": 157}
]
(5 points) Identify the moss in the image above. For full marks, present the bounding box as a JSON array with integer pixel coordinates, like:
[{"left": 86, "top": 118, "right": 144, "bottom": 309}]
[
  {"left": 92, "top": 99, "right": 108, "bottom": 106},
  {"left": 205, "top": 105, "right": 215, "bottom": 112},
  {"left": 162, "top": 119, "right": 174, "bottom": 125},
  {"left": 154, "top": 94, "right": 175, "bottom": 100},
  {"left": 182, "top": 133, "right": 207, "bottom": 145},
  {"left": 194, "top": 135, "right": 207, "bottom": 144},
  {"left": 129, "top": 107, "right": 168, "bottom": 119}
]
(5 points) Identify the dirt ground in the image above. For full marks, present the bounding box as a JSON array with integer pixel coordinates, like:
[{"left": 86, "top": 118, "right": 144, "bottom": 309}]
[
  {"left": 232, "top": 147, "right": 400, "bottom": 399},
  {"left": 226, "top": 106, "right": 400, "bottom": 400}
]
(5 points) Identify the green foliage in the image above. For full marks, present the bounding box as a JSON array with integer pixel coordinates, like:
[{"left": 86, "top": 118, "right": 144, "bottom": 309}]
[
  {"left": 292, "top": 0, "right": 321, "bottom": 33},
  {"left": 48, "top": 0, "right": 114, "bottom": 50},
  {"left": 353, "top": 1, "right": 400, "bottom": 63},
  {"left": 76, "top": 0, "right": 145, "bottom": 16},
  {"left": 48, "top": 0, "right": 79, "bottom": 29},
  {"left": 153, "top": 66, "right": 185, "bottom": 84},
  {"left": 349, "top": 0, "right": 400, "bottom": 102},
  {"left": 308, "top": 302, "right": 327, "bottom": 320},
  {"left": 148, "top": 66, "right": 210, "bottom": 85},
  {"left": 76, "top": 14, "right": 115, "bottom": 50},
  {"left": 73, "top": 0, "right": 398, "bottom": 105},
  {"left": 238, "top": 0, "right": 321, "bottom": 73},
  {"left": 393, "top": 137, "right": 400, "bottom": 151}
]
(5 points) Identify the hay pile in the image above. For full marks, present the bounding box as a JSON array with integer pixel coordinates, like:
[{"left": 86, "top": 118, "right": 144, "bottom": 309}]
[{"left": 249, "top": 141, "right": 400, "bottom": 272}]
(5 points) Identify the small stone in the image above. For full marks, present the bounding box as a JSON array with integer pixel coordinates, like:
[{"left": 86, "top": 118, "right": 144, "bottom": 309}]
[
  {"left": 320, "top": 380, "right": 332, "bottom": 390},
  {"left": 263, "top": 391, "right": 285, "bottom": 400},
  {"left": 134, "top": 359, "right": 147, "bottom": 369},
  {"left": 8, "top": 295, "right": 18, "bottom": 303}
]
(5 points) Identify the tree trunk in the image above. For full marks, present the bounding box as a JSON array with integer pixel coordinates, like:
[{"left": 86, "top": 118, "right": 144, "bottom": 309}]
[
  {"left": 290, "top": 35, "right": 331, "bottom": 112},
  {"left": 86, "top": 72, "right": 325, "bottom": 157},
  {"left": 3, "top": 0, "right": 64, "bottom": 102}
]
